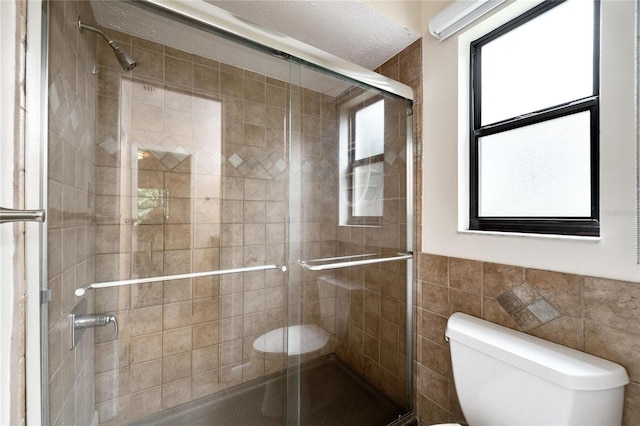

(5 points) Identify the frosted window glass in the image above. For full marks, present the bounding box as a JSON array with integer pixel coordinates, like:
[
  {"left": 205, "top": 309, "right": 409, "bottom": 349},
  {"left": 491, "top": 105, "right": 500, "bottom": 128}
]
[
  {"left": 353, "top": 162, "right": 384, "bottom": 216},
  {"left": 481, "top": 0, "right": 594, "bottom": 125},
  {"left": 355, "top": 100, "right": 384, "bottom": 160},
  {"left": 478, "top": 112, "right": 591, "bottom": 217}
]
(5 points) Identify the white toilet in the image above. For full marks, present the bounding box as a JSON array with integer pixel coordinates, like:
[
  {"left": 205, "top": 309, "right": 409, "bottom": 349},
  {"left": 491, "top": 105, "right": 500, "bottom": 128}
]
[
  {"left": 436, "top": 313, "right": 629, "bottom": 426},
  {"left": 252, "top": 324, "right": 330, "bottom": 417}
]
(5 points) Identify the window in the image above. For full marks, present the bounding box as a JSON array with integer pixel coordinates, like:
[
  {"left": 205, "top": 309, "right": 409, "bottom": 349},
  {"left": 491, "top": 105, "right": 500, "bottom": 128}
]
[
  {"left": 469, "top": 0, "right": 600, "bottom": 236},
  {"left": 339, "top": 97, "right": 385, "bottom": 225}
]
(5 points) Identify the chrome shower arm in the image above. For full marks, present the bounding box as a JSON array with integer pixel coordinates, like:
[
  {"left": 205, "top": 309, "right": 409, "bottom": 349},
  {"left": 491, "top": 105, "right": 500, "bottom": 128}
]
[
  {"left": 78, "top": 19, "right": 112, "bottom": 44},
  {"left": 78, "top": 18, "right": 138, "bottom": 71}
]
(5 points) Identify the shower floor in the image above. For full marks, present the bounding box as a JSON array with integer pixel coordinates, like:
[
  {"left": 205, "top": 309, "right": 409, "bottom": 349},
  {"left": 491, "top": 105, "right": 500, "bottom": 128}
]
[{"left": 128, "top": 354, "right": 407, "bottom": 426}]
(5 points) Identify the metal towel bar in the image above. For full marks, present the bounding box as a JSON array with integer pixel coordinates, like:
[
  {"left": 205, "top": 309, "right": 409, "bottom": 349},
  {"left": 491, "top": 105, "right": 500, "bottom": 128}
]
[
  {"left": 299, "top": 252, "right": 412, "bottom": 271},
  {"left": 75, "top": 264, "right": 287, "bottom": 296}
]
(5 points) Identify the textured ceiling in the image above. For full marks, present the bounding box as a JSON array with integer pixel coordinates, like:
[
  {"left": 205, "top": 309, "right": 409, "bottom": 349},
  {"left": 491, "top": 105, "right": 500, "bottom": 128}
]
[
  {"left": 205, "top": 1, "right": 421, "bottom": 69},
  {"left": 91, "top": 0, "right": 420, "bottom": 70},
  {"left": 89, "top": 0, "right": 420, "bottom": 95}
]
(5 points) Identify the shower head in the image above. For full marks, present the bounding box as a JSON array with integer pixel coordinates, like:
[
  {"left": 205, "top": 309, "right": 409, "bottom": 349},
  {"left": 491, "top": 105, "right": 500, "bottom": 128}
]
[
  {"left": 109, "top": 43, "right": 138, "bottom": 72},
  {"left": 78, "top": 19, "right": 138, "bottom": 71}
]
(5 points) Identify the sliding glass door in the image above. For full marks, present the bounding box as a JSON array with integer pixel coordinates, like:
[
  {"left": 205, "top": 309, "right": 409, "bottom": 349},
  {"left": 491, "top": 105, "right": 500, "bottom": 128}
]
[{"left": 43, "top": 1, "right": 413, "bottom": 425}]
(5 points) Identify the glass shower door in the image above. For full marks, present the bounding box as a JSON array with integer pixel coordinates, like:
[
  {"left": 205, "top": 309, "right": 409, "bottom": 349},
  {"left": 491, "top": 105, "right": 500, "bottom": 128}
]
[
  {"left": 46, "top": 1, "right": 293, "bottom": 423},
  {"left": 45, "top": 0, "right": 413, "bottom": 424},
  {"left": 286, "top": 63, "right": 414, "bottom": 425}
]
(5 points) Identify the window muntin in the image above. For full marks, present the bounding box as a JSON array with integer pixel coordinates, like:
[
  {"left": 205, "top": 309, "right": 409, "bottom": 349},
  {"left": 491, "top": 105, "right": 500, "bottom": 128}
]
[{"left": 470, "top": 0, "right": 600, "bottom": 236}]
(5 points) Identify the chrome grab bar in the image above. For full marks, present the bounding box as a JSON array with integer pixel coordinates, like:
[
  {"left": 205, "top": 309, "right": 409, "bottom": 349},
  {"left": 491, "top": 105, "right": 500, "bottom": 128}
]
[
  {"left": 75, "top": 264, "right": 287, "bottom": 296},
  {"left": 0, "top": 207, "right": 46, "bottom": 224},
  {"left": 299, "top": 252, "right": 413, "bottom": 271}
]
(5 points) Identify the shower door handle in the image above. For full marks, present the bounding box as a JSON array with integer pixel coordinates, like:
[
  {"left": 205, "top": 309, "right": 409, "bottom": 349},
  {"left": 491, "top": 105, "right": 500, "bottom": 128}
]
[
  {"left": 0, "top": 207, "right": 46, "bottom": 224},
  {"left": 75, "top": 264, "right": 288, "bottom": 296},
  {"left": 299, "top": 252, "right": 413, "bottom": 271}
]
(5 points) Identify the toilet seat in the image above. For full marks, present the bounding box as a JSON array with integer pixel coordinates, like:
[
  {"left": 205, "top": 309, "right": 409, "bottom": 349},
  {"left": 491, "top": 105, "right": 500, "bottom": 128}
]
[{"left": 253, "top": 324, "right": 329, "bottom": 355}]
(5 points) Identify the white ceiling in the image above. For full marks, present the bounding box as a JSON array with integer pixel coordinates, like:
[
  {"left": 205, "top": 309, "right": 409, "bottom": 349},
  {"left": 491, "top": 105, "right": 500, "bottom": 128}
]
[
  {"left": 204, "top": 1, "right": 421, "bottom": 70},
  {"left": 91, "top": 0, "right": 420, "bottom": 71},
  {"left": 89, "top": 0, "right": 420, "bottom": 96}
]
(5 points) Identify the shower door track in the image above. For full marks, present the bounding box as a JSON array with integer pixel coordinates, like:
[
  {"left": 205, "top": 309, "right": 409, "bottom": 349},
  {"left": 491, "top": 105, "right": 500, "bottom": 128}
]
[
  {"left": 75, "top": 264, "right": 287, "bottom": 296},
  {"left": 139, "top": 0, "right": 414, "bottom": 101}
]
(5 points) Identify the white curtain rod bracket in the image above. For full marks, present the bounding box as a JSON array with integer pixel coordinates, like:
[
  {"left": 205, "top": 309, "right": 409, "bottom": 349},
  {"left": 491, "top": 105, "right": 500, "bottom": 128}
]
[{"left": 429, "top": 0, "right": 506, "bottom": 41}]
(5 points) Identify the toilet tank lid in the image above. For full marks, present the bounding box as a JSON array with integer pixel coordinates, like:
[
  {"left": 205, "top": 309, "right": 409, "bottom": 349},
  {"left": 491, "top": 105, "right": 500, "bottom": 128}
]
[{"left": 445, "top": 313, "right": 629, "bottom": 391}]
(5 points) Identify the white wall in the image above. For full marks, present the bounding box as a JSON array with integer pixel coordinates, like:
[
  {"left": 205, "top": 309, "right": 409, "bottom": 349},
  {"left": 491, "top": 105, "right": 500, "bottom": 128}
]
[
  {"left": 362, "top": 0, "right": 423, "bottom": 35},
  {"left": 0, "top": 0, "right": 17, "bottom": 423},
  {"left": 421, "top": 0, "right": 640, "bottom": 282}
]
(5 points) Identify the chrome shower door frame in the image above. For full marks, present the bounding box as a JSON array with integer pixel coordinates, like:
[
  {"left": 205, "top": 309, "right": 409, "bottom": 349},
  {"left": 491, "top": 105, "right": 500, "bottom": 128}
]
[
  {"left": 32, "top": 0, "right": 416, "bottom": 424},
  {"left": 25, "top": 0, "right": 49, "bottom": 424}
]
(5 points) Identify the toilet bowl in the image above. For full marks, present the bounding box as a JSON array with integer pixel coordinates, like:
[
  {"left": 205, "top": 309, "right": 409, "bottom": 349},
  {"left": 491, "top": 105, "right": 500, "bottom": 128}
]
[
  {"left": 432, "top": 313, "right": 629, "bottom": 426},
  {"left": 253, "top": 324, "right": 330, "bottom": 417}
]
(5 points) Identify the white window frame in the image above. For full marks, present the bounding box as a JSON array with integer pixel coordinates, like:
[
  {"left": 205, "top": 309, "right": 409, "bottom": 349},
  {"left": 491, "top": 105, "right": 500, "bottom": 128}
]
[
  {"left": 421, "top": 0, "right": 640, "bottom": 282},
  {"left": 339, "top": 92, "right": 385, "bottom": 226}
]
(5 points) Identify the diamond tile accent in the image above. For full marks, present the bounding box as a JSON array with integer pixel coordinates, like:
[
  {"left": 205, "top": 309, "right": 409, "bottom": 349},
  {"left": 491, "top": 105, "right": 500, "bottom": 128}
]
[
  {"left": 527, "top": 298, "right": 561, "bottom": 324},
  {"left": 302, "top": 162, "right": 313, "bottom": 174},
  {"left": 99, "top": 137, "right": 119, "bottom": 156},
  {"left": 49, "top": 81, "right": 61, "bottom": 112},
  {"left": 496, "top": 290, "right": 524, "bottom": 315},
  {"left": 385, "top": 148, "right": 397, "bottom": 166},
  {"left": 398, "top": 147, "right": 406, "bottom": 162},
  {"left": 228, "top": 153, "right": 243, "bottom": 168},
  {"left": 160, "top": 153, "right": 180, "bottom": 170},
  {"left": 512, "top": 283, "right": 541, "bottom": 305},
  {"left": 70, "top": 109, "right": 80, "bottom": 132},
  {"left": 275, "top": 159, "right": 287, "bottom": 172},
  {"left": 172, "top": 146, "right": 189, "bottom": 163},
  {"left": 498, "top": 282, "right": 561, "bottom": 331}
]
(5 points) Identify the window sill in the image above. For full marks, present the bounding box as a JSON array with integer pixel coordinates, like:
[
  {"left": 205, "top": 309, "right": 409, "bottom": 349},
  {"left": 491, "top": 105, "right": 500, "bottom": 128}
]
[{"left": 457, "top": 228, "right": 602, "bottom": 243}]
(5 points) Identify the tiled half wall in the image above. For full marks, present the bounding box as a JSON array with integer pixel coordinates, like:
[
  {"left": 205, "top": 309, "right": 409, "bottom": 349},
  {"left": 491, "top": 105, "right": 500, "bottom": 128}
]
[{"left": 415, "top": 253, "right": 640, "bottom": 425}]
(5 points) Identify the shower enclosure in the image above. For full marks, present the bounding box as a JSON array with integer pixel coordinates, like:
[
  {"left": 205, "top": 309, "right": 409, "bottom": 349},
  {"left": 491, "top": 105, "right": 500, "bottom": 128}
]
[{"left": 44, "top": 0, "right": 414, "bottom": 424}]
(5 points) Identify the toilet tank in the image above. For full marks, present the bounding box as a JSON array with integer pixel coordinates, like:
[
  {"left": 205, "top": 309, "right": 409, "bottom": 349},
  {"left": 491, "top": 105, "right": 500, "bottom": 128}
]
[{"left": 446, "top": 313, "right": 629, "bottom": 426}]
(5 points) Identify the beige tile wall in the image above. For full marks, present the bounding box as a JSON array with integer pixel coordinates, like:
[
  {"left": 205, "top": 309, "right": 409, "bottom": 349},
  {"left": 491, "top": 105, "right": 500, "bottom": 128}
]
[
  {"left": 92, "top": 31, "right": 297, "bottom": 424},
  {"left": 371, "top": 36, "right": 640, "bottom": 426},
  {"left": 328, "top": 93, "right": 411, "bottom": 405},
  {"left": 43, "top": 7, "right": 424, "bottom": 421},
  {"left": 290, "top": 41, "right": 422, "bottom": 406},
  {"left": 288, "top": 85, "right": 337, "bottom": 334},
  {"left": 47, "top": 1, "right": 98, "bottom": 425},
  {"left": 44, "top": 6, "right": 640, "bottom": 424},
  {"left": 88, "top": 23, "right": 422, "bottom": 426},
  {"left": 415, "top": 253, "right": 640, "bottom": 425},
  {"left": 392, "top": 35, "right": 640, "bottom": 426},
  {"left": 374, "top": 40, "right": 423, "bottom": 407}
]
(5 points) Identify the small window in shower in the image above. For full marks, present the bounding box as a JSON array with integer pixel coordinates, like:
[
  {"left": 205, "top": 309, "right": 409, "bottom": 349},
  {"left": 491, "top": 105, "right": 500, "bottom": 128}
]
[{"left": 340, "top": 97, "right": 385, "bottom": 225}]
